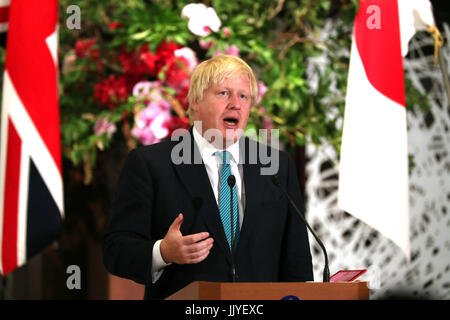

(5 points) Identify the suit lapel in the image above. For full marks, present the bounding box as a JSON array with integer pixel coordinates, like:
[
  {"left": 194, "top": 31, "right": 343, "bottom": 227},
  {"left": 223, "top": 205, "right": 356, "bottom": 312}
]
[{"left": 172, "top": 129, "right": 232, "bottom": 264}]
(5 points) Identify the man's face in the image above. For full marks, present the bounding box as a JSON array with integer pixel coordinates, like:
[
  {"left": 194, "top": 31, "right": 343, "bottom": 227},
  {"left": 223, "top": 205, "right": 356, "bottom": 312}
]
[{"left": 192, "top": 74, "right": 251, "bottom": 148}]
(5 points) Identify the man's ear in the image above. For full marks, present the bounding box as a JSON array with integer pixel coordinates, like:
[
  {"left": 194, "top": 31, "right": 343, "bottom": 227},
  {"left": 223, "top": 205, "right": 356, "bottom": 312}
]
[{"left": 191, "top": 100, "right": 199, "bottom": 113}]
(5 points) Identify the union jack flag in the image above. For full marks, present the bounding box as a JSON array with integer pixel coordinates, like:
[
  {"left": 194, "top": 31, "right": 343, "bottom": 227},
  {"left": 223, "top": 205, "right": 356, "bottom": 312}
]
[{"left": 0, "top": 0, "right": 63, "bottom": 275}]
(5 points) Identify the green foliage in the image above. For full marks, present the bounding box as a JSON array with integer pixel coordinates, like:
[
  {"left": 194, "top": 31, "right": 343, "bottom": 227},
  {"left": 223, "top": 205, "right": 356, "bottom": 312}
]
[{"left": 55, "top": 0, "right": 363, "bottom": 182}]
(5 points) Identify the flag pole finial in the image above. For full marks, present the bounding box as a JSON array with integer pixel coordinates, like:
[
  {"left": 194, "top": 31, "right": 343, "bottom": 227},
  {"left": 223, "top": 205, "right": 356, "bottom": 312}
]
[{"left": 426, "top": 25, "right": 444, "bottom": 65}]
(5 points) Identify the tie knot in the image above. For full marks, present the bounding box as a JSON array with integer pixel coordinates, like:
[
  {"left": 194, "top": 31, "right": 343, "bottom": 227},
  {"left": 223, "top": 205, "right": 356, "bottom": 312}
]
[{"left": 216, "top": 150, "right": 231, "bottom": 165}]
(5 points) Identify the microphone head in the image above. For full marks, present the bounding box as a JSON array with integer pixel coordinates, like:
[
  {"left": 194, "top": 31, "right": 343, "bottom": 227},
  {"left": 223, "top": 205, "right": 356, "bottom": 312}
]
[
  {"left": 227, "top": 175, "right": 236, "bottom": 187},
  {"left": 271, "top": 174, "right": 281, "bottom": 186}
]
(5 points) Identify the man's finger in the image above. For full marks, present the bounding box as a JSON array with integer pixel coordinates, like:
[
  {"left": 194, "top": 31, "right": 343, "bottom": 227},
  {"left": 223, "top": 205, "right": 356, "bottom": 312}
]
[
  {"left": 186, "top": 241, "right": 214, "bottom": 258},
  {"left": 188, "top": 248, "right": 212, "bottom": 264},
  {"left": 182, "top": 231, "right": 210, "bottom": 245},
  {"left": 185, "top": 237, "right": 214, "bottom": 254},
  {"left": 169, "top": 213, "right": 183, "bottom": 231}
]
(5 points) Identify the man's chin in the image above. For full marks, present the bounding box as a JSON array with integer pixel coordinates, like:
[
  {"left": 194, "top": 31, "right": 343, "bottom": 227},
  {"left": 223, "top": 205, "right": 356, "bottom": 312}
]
[
  {"left": 224, "top": 128, "right": 244, "bottom": 145},
  {"left": 198, "top": 125, "right": 245, "bottom": 149},
  {"left": 210, "top": 131, "right": 243, "bottom": 149}
]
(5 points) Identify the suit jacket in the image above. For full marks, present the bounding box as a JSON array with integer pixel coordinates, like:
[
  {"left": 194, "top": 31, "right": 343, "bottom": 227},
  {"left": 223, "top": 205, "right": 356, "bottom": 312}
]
[{"left": 102, "top": 128, "right": 313, "bottom": 299}]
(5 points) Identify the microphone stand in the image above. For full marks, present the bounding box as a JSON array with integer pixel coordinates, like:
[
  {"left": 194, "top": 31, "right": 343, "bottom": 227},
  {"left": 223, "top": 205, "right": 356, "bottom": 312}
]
[
  {"left": 227, "top": 175, "right": 237, "bottom": 282},
  {"left": 272, "top": 175, "right": 330, "bottom": 282}
]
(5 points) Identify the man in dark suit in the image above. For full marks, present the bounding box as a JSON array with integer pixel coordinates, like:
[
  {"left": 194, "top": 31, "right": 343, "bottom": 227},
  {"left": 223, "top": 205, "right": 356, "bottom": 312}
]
[{"left": 102, "top": 55, "right": 313, "bottom": 299}]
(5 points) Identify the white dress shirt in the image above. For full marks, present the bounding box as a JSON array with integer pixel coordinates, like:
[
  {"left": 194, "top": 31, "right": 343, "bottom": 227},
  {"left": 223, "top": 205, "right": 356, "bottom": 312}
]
[{"left": 151, "top": 126, "right": 245, "bottom": 282}]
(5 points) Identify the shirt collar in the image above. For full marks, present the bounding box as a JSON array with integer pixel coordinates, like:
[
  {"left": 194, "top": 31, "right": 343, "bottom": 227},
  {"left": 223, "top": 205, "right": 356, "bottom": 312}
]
[{"left": 192, "top": 126, "right": 241, "bottom": 164}]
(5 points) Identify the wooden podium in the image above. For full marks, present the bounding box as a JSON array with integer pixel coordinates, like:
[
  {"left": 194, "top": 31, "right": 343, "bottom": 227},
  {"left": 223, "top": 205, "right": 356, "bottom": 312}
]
[{"left": 166, "top": 281, "right": 369, "bottom": 300}]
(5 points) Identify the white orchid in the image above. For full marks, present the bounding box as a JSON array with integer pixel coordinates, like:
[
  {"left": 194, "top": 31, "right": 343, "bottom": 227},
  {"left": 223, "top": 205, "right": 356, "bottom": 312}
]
[{"left": 181, "top": 3, "right": 221, "bottom": 37}]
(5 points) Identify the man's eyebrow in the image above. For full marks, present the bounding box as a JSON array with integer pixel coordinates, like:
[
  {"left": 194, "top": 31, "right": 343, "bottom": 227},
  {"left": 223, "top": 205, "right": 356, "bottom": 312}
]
[
  {"left": 223, "top": 86, "right": 249, "bottom": 92},
  {"left": 213, "top": 84, "right": 249, "bottom": 94}
]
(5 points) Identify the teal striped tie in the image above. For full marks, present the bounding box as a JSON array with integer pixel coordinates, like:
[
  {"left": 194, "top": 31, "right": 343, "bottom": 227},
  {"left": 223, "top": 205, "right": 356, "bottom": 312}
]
[{"left": 217, "top": 151, "right": 239, "bottom": 252}]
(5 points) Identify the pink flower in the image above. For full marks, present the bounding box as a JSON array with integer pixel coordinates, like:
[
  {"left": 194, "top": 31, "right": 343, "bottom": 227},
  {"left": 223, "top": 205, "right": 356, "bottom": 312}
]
[
  {"left": 174, "top": 47, "right": 198, "bottom": 72},
  {"left": 257, "top": 81, "right": 268, "bottom": 103},
  {"left": 181, "top": 3, "right": 221, "bottom": 37},
  {"left": 132, "top": 85, "right": 172, "bottom": 145},
  {"left": 94, "top": 118, "right": 116, "bottom": 138},
  {"left": 132, "top": 112, "right": 170, "bottom": 145},
  {"left": 223, "top": 27, "right": 231, "bottom": 37},
  {"left": 132, "top": 110, "right": 171, "bottom": 145},
  {"left": 132, "top": 81, "right": 162, "bottom": 98},
  {"left": 225, "top": 44, "right": 239, "bottom": 57},
  {"left": 132, "top": 81, "right": 171, "bottom": 110},
  {"left": 139, "top": 103, "right": 163, "bottom": 121},
  {"left": 199, "top": 39, "right": 214, "bottom": 50},
  {"left": 213, "top": 44, "right": 240, "bottom": 58}
]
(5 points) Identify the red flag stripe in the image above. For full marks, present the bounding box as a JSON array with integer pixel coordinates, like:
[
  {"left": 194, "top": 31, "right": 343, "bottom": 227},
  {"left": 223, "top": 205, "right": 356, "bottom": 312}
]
[
  {"left": 338, "top": 0, "right": 410, "bottom": 258},
  {"left": 1, "top": 118, "right": 21, "bottom": 274},
  {"left": 354, "top": 0, "right": 405, "bottom": 107},
  {"left": 3, "top": 70, "right": 64, "bottom": 214},
  {"left": 5, "top": 1, "right": 61, "bottom": 173}
]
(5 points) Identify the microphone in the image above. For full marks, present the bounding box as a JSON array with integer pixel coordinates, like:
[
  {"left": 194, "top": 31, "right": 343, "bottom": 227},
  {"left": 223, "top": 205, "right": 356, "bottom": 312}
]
[
  {"left": 227, "top": 175, "right": 237, "bottom": 282},
  {"left": 271, "top": 174, "right": 330, "bottom": 282}
]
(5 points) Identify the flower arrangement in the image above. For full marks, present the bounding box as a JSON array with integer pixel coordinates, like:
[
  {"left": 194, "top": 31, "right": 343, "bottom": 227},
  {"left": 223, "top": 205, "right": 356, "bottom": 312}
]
[
  {"left": 55, "top": 0, "right": 363, "bottom": 184},
  {"left": 0, "top": 1, "right": 427, "bottom": 186}
]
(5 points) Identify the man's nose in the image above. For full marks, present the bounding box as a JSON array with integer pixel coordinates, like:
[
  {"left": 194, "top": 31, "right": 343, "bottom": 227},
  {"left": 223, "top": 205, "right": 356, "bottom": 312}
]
[{"left": 229, "top": 93, "right": 241, "bottom": 109}]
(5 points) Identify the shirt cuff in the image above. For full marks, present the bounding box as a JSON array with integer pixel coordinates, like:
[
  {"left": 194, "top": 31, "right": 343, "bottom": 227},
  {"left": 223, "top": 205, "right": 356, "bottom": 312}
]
[{"left": 151, "top": 239, "right": 171, "bottom": 283}]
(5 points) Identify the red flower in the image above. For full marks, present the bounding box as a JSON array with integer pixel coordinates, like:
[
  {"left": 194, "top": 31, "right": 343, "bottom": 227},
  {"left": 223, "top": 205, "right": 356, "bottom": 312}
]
[
  {"left": 154, "top": 40, "right": 181, "bottom": 74},
  {"left": 93, "top": 74, "right": 129, "bottom": 109},
  {"left": 108, "top": 22, "right": 123, "bottom": 31},
  {"left": 176, "top": 83, "right": 190, "bottom": 111},
  {"left": 165, "top": 58, "right": 190, "bottom": 88},
  {"left": 165, "top": 116, "right": 190, "bottom": 137},
  {"left": 75, "top": 38, "right": 98, "bottom": 58},
  {"left": 119, "top": 44, "right": 158, "bottom": 77},
  {"left": 154, "top": 40, "right": 190, "bottom": 89},
  {"left": 74, "top": 38, "right": 103, "bottom": 73}
]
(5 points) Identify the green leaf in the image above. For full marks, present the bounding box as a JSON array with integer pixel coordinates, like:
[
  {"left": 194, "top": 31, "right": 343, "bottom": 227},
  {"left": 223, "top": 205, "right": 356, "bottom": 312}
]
[{"left": 130, "top": 30, "right": 151, "bottom": 40}]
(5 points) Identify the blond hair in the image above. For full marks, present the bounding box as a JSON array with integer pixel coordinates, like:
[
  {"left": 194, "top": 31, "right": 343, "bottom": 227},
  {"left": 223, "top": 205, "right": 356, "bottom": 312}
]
[{"left": 187, "top": 55, "right": 258, "bottom": 117}]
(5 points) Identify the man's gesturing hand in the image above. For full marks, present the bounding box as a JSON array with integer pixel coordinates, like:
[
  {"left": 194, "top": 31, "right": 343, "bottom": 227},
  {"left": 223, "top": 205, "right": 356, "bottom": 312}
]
[{"left": 160, "top": 213, "right": 214, "bottom": 265}]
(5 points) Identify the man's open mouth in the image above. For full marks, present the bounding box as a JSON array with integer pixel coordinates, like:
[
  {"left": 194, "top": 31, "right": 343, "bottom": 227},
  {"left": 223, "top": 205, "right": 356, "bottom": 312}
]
[{"left": 223, "top": 117, "right": 239, "bottom": 127}]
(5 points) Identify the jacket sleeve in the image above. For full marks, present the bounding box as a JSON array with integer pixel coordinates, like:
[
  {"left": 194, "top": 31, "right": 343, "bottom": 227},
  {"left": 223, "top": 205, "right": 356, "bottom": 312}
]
[
  {"left": 101, "top": 148, "right": 156, "bottom": 286},
  {"left": 279, "top": 153, "right": 314, "bottom": 282}
]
